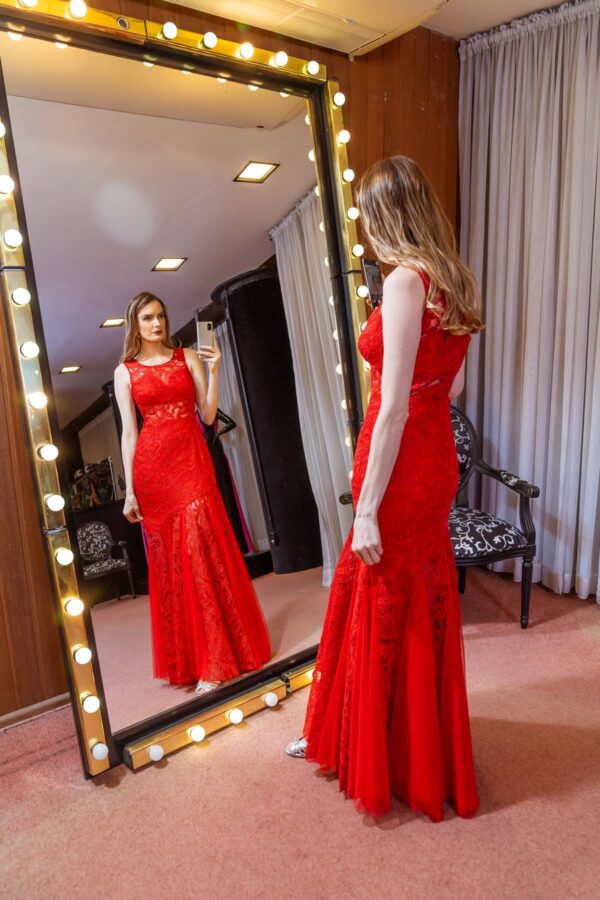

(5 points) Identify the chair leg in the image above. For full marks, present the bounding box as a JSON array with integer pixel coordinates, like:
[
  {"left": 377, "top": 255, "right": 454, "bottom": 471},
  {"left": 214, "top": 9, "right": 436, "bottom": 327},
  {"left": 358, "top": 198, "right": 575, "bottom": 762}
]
[
  {"left": 521, "top": 557, "right": 533, "bottom": 629},
  {"left": 128, "top": 569, "right": 136, "bottom": 599},
  {"left": 458, "top": 566, "right": 466, "bottom": 594}
]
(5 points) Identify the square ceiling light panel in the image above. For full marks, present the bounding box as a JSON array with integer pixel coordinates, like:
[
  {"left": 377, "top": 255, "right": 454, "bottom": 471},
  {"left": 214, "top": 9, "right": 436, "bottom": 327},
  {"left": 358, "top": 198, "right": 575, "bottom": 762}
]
[
  {"left": 100, "top": 318, "right": 125, "bottom": 328},
  {"left": 234, "top": 161, "right": 279, "bottom": 183},
  {"left": 152, "top": 257, "right": 187, "bottom": 271}
]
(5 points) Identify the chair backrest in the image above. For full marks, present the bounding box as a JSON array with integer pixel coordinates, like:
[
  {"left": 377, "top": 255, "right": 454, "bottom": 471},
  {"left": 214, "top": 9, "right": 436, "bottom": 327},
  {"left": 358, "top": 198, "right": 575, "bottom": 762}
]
[
  {"left": 76, "top": 520, "right": 113, "bottom": 563},
  {"left": 450, "top": 406, "right": 479, "bottom": 492}
]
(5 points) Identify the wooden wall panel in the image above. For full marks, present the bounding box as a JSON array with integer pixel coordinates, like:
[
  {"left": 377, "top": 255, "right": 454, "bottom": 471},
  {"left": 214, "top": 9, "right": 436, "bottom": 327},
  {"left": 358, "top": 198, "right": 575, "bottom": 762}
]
[{"left": 0, "top": 2, "right": 459, "bottom": 717}]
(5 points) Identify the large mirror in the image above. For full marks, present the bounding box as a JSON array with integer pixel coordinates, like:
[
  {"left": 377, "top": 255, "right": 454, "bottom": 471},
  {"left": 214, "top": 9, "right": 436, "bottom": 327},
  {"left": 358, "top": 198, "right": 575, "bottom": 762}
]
[{"left": 1, "top": 30, "right": 357, "bottom": 744}]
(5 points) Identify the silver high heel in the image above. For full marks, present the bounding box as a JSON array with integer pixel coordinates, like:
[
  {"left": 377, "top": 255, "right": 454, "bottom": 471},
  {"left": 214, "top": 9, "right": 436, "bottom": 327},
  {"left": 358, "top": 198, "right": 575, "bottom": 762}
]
[
  {"left": 285, "top": 737, "right": 307, "bottom": 758},
  {"left": 194, "top": 680, "right": 221, "bottom": 696}
]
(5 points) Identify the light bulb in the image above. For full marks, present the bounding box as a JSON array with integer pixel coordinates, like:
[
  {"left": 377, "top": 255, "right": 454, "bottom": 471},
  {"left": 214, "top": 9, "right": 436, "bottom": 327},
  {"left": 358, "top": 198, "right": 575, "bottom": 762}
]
[
  {"left": 217, "top": 77, "right": 227, "bottom": 83},
  {"left": 28, "top": 392, "right": 47, "bottom": 409},
  {"left": 69, "top": 0, "right": 87, "bottom": 19},
  {"left": 202, "top": 31, "right": 217, "bottom": 49},
  {"left": 357, "top": 284, "right": 369, "bottom": 299},
  {"left": 73, "top": 645, "right": 92, "bottom": 665},
  {"left": 338, "top": 129, "right": 350, "bottom": 144},
  {"left": 162, "top": 21, "right": 177, "bottom": 40},
  {"left": 345, "top": 436, "right": 351, "bottom": 447},
  {"left": 248, "top": 84, "right": 259, "bottom": 92},
  {"left": 4, "top": 229, "right": 23, "bottom": 249},
  {"left": 181, "top": 69, "right": 191, "bottom": 76},
  {"left": 46, "top": 494, "right": 65, "bottom": 512},
  {"left": 19, "top": 0, "right": 39, "bottom": 7},
  {"left": 364, "top": 361, "right": 371, "bottom": 370},
  {"left": 308, "top": 149, "right": 315, "bottom": 162},
  {"left": 349, "top": 469, "right": 353, "bottom": 479},
  {"left": 11, "top": 287, "right": 31, "bottom": 306},
  {"left": 91, "top": 742, "right": 109, "bottom": 761},
  {"left": 228, "top": 708, "right": 244, "bottom": 724},
  {"left": 64, "top": 596, "right": 84, "bottom": 616},
  {"left": 333, "top": 329, "right": 338, "bottom": 341},
  {"left": 239, "top": 42, "right": 254, "bottom": 60},
  {"left": 328, "top": 295, "right": 334, "bottom": 306},
  {"left": 352, "top": 243, "right": 365, "bottom": 257},
  {"left": 190, "top": 725, "right": 206, "bottom": 742},
  {"left": 274, "top": 51, "right": 288, "bottom": 67},
  {"left": 341, "top": 399, "right": 347, "bottom": 410},
  {"left": 55, "top": 547, "right": 74, "bottom": 566},
  {"left": 279, "top": 92, "right": 289, "bottom": 98},
  {"left": 307, "top": 60, "right": 320, "bottom": 76},
  {"left": 333, "top": 91, "right": 346, "bottom": 107},
  {"left": 7, "top": 32, "right": 24, "bottom": 42},
  {"left": 82, "top": 694, "right": 100, "bottom": 714},
  {"left": 324, "top": 256, "right": 329, "bottom": 267},
  {"left": 38, "top": 444, "right": 59, "bottom": 461},
  {"left": 55, "top": 42, "right": 68, "bottom": 50},
  {"left": 148, "top": 744, "right": 164, "bottom": 761},
  {"left": 20, "top": 341, "right": 39, "bottom": 360},
  {"left": 263, "top": 691, "right": 279, "bottom": 708},
  {"left": 360, "top": 321, "right": 368, "bottom": 331},
  {"left": 0, "top": 122, "right": 5, "bottom": 138},
  {"left": 304, "top": 114, "right": 310, "bottom": 125},
  {"left": 143, "top": 60, "right": 154, "bottom": 68},
  {"left": 0, "top": 175, "right": 15, "bottom": 195},
  {"left": 342, "top": 168, "right": 355, "bottom": 183},
  {"left": 336, "top": 364, "right": 343, "bottom": 376},
  {"left": 314, "top": 185, "right": 320, "bottom": 196},
  {"left": 347, "top": 207, "right": 359, "bottom": 220},
  {"left": 319, "top": 221, "right": 325, "bottom": 232},
  {"left": 307, "top": 668, "right": 315, "bottom": 681}
]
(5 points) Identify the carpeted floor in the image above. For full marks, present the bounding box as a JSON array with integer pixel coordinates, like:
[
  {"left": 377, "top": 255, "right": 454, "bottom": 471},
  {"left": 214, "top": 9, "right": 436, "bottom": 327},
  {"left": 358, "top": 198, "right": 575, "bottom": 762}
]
[{"left": 1, "top": 568, "right": 599, "bottom": 900}]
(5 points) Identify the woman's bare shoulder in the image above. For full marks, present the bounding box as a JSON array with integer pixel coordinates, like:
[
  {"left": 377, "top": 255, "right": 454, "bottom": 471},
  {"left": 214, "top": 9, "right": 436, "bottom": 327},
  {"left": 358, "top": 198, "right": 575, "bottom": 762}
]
[{"left": 114, "top": 361, "right": 130, "bottom": 383}]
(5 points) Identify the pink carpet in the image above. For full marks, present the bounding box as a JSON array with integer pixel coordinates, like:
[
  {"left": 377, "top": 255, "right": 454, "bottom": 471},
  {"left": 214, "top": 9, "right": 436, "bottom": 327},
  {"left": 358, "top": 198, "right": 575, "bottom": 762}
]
[
  {"left": 91, "top": 567, "right": 329, "bottom": 731},
  {"left": 1, "top": 568, "right": 599, "bottom": 899}
]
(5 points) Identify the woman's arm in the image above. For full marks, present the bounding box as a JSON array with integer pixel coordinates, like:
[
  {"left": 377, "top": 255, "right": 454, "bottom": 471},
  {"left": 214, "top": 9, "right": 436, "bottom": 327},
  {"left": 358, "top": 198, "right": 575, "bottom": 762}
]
[
  {"left": 113, "top": 364, "right": 143, "bottom": 523},
  {"left": 352, "top": 267, "right": 425, "bottom": 565},
  {"left": 183, "top": 343, "right": 221, "bottom": 425},
  {"left": 449, "top": 359, "right": 465, "bottom": 400}
]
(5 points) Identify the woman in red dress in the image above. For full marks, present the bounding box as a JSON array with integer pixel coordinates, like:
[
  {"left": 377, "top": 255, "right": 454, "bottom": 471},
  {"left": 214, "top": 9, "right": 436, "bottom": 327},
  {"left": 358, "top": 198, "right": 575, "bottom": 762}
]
[
  {"left": 114, "top": 292, "right": 271, "bottom": 695},
  {"left": 286, "top": 157, "right": 483, "bottom": 821}
]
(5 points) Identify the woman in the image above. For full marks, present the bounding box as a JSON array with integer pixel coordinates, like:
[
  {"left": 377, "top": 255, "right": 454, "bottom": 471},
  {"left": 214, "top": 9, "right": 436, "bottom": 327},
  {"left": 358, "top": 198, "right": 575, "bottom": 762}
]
[
  {"left": 286, "top": 157, "right": 483, "bottom": 821},
  {"left": 114, "top": 292, "right": 271, "bottom": 694}
]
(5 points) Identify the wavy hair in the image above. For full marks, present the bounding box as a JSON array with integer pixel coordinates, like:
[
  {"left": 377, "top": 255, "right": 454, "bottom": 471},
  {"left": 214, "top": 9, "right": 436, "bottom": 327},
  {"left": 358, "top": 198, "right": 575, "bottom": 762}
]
[{"left": 120, "top": 292, "right": 175, "bottom": 362}]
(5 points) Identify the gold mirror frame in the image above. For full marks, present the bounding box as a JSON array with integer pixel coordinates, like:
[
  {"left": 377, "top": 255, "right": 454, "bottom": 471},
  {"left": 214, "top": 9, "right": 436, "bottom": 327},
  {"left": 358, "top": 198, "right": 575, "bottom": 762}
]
[{"left": 0, "top": 0, "right": 371, "bottom": 775}]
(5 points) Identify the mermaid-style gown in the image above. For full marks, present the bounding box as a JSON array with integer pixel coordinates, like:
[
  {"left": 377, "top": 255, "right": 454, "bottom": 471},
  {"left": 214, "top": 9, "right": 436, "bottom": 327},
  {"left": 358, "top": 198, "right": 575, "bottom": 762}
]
[
  {"left": 303, "top": 275, "right": 480, "bottom": 820},
  {"left": 124, "top": 347, "right": 271, "bottom": 685}
]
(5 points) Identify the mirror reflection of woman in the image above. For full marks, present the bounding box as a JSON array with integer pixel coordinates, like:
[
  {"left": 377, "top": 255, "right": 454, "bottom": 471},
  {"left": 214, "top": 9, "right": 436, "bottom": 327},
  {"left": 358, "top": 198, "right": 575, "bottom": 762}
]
[
  {"left": 287, "top": 157, "right": 483, "bottom": 822},
  {"left": 114, "top": 292, "right": 271, "bottom": 695}
]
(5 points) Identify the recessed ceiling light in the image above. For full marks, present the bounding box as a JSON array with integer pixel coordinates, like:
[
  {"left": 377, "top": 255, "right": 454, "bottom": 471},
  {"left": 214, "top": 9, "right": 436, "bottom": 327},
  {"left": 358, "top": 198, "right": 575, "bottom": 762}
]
[
  {"left": 152, "top": 257, "right": 187, "bottom": 271},
  {"left": 60, "top": 365, "right": 81, "bottom": 374},
  {"left": 100, "top": 318, "right": 125, "bottom": 328},
  {"left": 234, "top": 162, "right": 279, "bottom": 184}
]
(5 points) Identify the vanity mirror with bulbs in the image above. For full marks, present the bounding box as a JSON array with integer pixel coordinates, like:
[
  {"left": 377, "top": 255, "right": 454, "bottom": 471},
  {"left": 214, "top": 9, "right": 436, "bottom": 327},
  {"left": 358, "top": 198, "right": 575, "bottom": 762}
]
[{"left": 0, "top": 0, "right": 372, "bottom": 777}]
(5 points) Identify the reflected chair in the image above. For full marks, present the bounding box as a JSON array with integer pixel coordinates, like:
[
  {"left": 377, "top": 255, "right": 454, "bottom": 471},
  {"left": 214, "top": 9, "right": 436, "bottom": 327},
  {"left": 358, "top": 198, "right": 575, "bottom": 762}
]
[{"left": 76, "top": 520, "right": 136, "bottom": 601}]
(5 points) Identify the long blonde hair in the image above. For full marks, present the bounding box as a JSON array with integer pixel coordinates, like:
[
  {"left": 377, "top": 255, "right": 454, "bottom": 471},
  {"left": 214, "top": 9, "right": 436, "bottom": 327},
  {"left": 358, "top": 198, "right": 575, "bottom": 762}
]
[
  {"left": 121, "top": 292, "right": 175, "bottom": 362},
  {"left": 356, "top": 156, "right": 483, "bottom": 335}
]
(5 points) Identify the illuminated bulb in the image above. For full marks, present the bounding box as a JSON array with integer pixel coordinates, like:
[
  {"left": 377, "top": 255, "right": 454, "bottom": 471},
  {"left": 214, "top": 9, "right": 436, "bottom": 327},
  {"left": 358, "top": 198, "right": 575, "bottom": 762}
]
[
  {"left": 38, "top": 443, "right": 59, "bottom": 461},
  {"left": 279, "top": 92, "right": 289, "bottom": 98},
  {"left": 306, "top": 60, "right": 320, "bottom": 76},
  {"left": 28, "top": 391, "right": 47, "bottom": 409},
  {"left": 364, "top": 361, "right": 371, "bottom": 370},
  {"left": 11, "top": 287, "right": 31, "bottom": 306},
  {"left": 333, "top": 91, "right": 346, "bottom": 107},
  {"left": 4, "top": 229, "right": 23, "bottom": 249},
  {"left": 82, "top": 694, "right": 100, "bottom": 714},
  {"left": 189, "top": 725, "right": 206, "bottom": 742},
  {"left": 55, "top": 42, "right": 68, "bottom": 50},
  {"left": 69, "top": 0, "right": 87, "bottom": 19},
  {"left": 182, "top": 69, "right": 191, "bottom": 76},
  {"left": 308, "top": 149, "right": 315, "bottom": 162},
  {"left": 73, "top": 645, "right": 92, "bottom": 665},
  {"left": 55, "top": 547, "right": 74, "bottom": 566},
  {"left": 352, "top": 243, "right": 365, "bottom": 257},
  {"left": 360, "top": 321, "right": 368, "bottom": 331},
  {"left": 328, "top": 295, "right": 334, "bottom": 306},
  {"left": 0, "top": 175, "right": 15, "bottom": 195},
  {"left": 46, "top": 494, "right": 65, "bottom": 512},
  {"left": 357, "top": 284, "right": 369, "bottom": 299},
  {"left": 338, "top": 129, "right": 350, "bottom": 144},
  {"left": 143, "top": 60, "right": 154, "bottom": 68},
  {"left": 263, "top": 691, "right": 279, "bottom": 708},
  {"left": 345, "top": 436, "right": 351, "bottom": 447},
  {"left": 347, "top": 207, "right": 359, "bottom": 220},
  {"left": 148, "top": 744, "right": 164, "bottom": 762},
  {"left": 248, "top": 84, "right": 259, "bottom": 92},
  {"left": 64, "top": 597, "right": 84, "bottom": 616},
  {"left": 307, "top": 668, "right": 315, "bottom": 682},
  {"left": 91, "top": 742, "right": 109, "bottom": 761},
  {"left": 217, "top": 77, "right": 226, "bottom": 83},
  {"left": 304, "top": 114, "right": 310, "bottom": 125},
  {"left": 20, "top": 341, "right": 39, "bottom": 359},
  {"left": 0, "top": 122, "right": 5, "bottom": 138},
  {"left": 274, "top": 51, "right": 288, "bottom": 67},
  {"left": 314, "top": 185, "right": 320, "bottom": 197},
  {"left": 349, "top": 469, "right": 353, "bottom": 479},
  {"left": 333, "top": 329, "right": 338, "bottom": 341},
  {"left": 202, "top": 31, "right": 217, "bottom": 49},
  {"left": 319, "top": 221, "right": 325, "bottom": 232},
  {"left": 19, "top": 0, "right": 39, "bottom": 7},
  {"left": 7, "top": 32, "right": 24, "bottom": 42},
  {"left": 342, "top": 168, "right": 355, "bottom": 182},
  {"left": 228, "top": 708, "right": 244, "bottom": 725},
  {"left": 336, "top": 364, "right": 343, "bottom": 376},
  {"left": 239, "top": 42, "right": 254, "bottom": 60},
  {"left": 162, "top": 21, "right": 177, "bottom": 40},
  {"left": 324, "top": 256, "right": 329, "bottom": 267},
  {"left": 341, "top": 399, "right": 347, "bottom": 410}
]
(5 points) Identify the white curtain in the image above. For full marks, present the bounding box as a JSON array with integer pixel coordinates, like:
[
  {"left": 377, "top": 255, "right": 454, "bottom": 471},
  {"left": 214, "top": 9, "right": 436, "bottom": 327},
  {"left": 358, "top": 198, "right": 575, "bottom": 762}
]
[
  {"left": 458, "top": 0, "right": 600, "bottom": 599},
  {"left": 215, "top": 319, "right": 270, "bottom": 552},
  {"left": 271, "top": 189, "right": 354, "bottom": 585}
]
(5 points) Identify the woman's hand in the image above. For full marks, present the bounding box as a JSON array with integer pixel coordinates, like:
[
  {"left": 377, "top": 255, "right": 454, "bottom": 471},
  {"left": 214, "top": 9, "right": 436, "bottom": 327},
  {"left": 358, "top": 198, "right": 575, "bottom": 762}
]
[
  {"left": 196, "top": 337, "right": 221, "bottom": 376},
  {"left": 123, "top": 494, "right": 143, "bottom": 523},
  {"left": 351, "top": 513, "right": 383, "bottom": 565}
]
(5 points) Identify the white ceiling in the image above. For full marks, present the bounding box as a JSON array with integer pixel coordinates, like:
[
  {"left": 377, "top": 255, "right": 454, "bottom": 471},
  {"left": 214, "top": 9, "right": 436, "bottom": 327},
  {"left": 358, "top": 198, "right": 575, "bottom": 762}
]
[
  {"left": 1, "top": 35, "right": 314, "bottom": 426},
  {"left": 427, "top": 0, "right": 559, "bottom": 40}
]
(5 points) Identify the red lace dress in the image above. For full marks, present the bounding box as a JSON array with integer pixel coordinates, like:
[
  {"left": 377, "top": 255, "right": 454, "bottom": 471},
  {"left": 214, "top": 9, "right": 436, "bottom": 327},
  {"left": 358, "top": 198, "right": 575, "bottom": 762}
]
[
  {"left": 124, "top": 347, "right": 271, "bottom": 685},
  {"left": 303, "top": 277, "right": 480, "bottom": 820}
]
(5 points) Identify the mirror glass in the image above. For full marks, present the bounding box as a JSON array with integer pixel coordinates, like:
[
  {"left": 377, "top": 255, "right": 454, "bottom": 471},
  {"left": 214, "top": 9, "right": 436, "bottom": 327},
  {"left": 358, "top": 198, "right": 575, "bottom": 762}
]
[{"left": 2, "top": 33, "right": 354, "bottom": 733}]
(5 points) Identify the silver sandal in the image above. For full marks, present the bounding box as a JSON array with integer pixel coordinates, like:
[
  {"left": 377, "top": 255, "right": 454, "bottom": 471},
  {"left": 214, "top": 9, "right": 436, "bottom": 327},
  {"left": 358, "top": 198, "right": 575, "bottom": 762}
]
[
  {"left": 285, "top": 737, "right": 307, "bottom": 758},
  {"left": 194, "top": 680, "right": 221, "bottom": 696}
]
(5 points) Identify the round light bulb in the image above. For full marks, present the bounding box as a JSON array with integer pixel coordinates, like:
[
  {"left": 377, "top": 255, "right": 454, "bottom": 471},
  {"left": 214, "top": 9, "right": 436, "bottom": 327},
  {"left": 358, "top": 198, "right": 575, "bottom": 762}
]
[
  {"left": 307, "top": 668, "right": 315, "bottom": 681},
  {"left": 352, "top": 243, "right": 365, "bottom": 257},
  {"left": 55, "top": 42, "right": 68, "bottom": 50},
  {"left": 308, "top": 149, "right": 315, "bottom": 162},
  {"left": 28, "top": 391, "right": 47, "bottom": 409},
  {"left": 349, "top": 469, "right": 353, "bottom": 479},
  {"left": 148, "top": 744, "right": 164, "bottom": 762},
  {"left": 347, "top": 207, "right": 359, "bottom": 220},
  {"left": 162, "top": 21, "right": 177, "bottom": 40},
  {"left": 357, "top": 284, "right": 369, "bottom": 299},
  {"left": 202, "top": 31, "right": 217, "bottom": 49},
  {"left": 263, "top": 691, "right": 279, "bottom": 708},
  {"left": 4, "top": 229, "right": 23, "bottom": 249},
  {"left": 19, "top": 0, "right": 39, "bottom": 7},
  {"left": 143, "top": 60, "right": 154, "bottom": 68},
  {"left": 333, "top": 91, "right": 346, "bottom": 107},
  {"left": 0, "top": 175, "right": 15, "bottom": 195},
  {"left": 46, "top": 494, "right": 65, "bottom": 512},
  {"left": 11, "top": 287, "right": 31, "bottom": 306},
  {"left": 38, "top": 443, "right": 59, "bottom": 461},
  {"left": 345, "top": 436, "right": 351, "bottom": 447},
  {"left": 341, "top": 399, "right": 347, "bottom": 410},
  {"left": 274, "top": 51, "right": 288, "bottom": 67},
  {"left": 228, "top": 708, "right": 244, "bottom": 725},
  {"left": 69, "top": 0, "right": 87, "bottom": 19},
  {"left": 91, "top": 742, "right": 109, "bottom": 761},
  {"left": 307, "top": 60, "right": 320, "bottom": 76},
  {"left": 189, "top": 725, "right": 206, "bottom": 742},
  {"left": 74, "top": 645, "right": 92, "bottom": 665},
  {"left": 7, "top": 32, "right": 24, "bottom": 42},
  {"left": 364, "top": 361, "right": 371, "bottom": 370},
  {"left": 279, "top": 92, "right": 289, "bottom": 98},
  {"left": 319, "top": 221, "right": 325, "bottom": 232},
  {"left": 328, "top": 295, "right": 334, "bottom": 307},
  {"left": 338, "top": 129, "right": 351, "bottom": 144},
  {"left": 217, "top": 77, "right": 227, "bottom": 83},
  {"left": 314, "top": 185, "right": 320, "bottom": 197},
  {"left": 64, "top": 597, "right": 84, "bottom": 617},
  {"left": 304, "top": 113, "right": 310, "bottom": 126},
  {"left": 55, "top": 547, "right": 74, "bottom": 566},
  {"left": 0, "top": 122, "right": 5, "bottom": 138},
  {"left": 342, "top": 168, "right": 355, "bottom": 183},
  {"left": 82, "top": 694, "right": 100, "bottom": 714},
  {"left": 239, "top": 42, "right": 254, "bottom": 60},
  {"left": 333, "top": 329, "right": 338, "bottom": 341},
  {"left": 360, "top": 321, "right": 368, "bottom": 331},
  {"left": 248, "top": 84, "right": 259, "bottom": 92},
  {"left": 336, "top": 364, "right": 343, "bottom": 376},
  {"left": 324, "top": 256, "right": 329, "bottom": 267},
  {"left": 181, "top": 69, "right": 191, "bottom": 76},
  {"left": 20, "top": 341, "right": 39, "bottom": 360}
]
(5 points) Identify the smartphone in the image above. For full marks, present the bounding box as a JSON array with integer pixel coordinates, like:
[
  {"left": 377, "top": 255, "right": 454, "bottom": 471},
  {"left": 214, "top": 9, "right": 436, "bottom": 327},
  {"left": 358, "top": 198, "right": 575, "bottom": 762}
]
[
  {"left": 196, "top": 320, "right": 214, "bottom": 348},
  {"left": 362, "top": 258, "right": 383, "bottom": 308}
]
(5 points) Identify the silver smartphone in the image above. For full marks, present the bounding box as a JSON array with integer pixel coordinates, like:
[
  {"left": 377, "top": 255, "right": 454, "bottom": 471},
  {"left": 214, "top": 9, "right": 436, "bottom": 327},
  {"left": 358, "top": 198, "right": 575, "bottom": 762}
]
[{"left": 195, "top": 320, "right": 214, "bottom": 348}]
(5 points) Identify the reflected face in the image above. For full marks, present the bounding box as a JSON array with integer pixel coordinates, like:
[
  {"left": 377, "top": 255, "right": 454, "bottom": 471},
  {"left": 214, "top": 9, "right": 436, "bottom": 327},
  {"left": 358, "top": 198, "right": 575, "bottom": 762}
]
[{"left": 137, "top": 301, "right": 166, "bottom": 344}]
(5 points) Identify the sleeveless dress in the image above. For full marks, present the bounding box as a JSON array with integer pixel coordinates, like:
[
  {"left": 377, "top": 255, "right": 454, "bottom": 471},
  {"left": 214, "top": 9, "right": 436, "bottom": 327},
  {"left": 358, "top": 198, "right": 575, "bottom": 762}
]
[
  {"left": 124, "top": 347, "right": 271, "bottom": 685},
  {"left": 303, "top": 275, "right": 480, "bottom": 820}
]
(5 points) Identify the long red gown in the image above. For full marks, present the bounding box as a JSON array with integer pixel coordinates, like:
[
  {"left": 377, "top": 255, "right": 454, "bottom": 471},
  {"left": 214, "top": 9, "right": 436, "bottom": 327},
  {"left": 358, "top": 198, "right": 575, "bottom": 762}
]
[
  {"left": 124, "top": 346, "right": 271, "bottom": 685},
  {"left": 303, "top": 274, "right": 480, "bottom": 820}
]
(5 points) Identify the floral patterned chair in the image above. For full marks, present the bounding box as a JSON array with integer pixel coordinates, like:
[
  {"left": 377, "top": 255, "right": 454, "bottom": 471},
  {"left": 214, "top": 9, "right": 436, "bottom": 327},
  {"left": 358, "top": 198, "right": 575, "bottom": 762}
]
[
  {"left": 76, "top": 520, "right": 136, "bottom": 600},
  {"left": 450, "top": 406, "right": 539, "bottom": 628}
]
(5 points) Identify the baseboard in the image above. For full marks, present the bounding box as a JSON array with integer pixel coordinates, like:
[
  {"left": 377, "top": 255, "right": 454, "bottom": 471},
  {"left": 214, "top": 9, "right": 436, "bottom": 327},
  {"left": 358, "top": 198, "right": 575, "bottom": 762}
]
[{"left": 0, "top": 693, "right": 70, "bottom": 729}]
